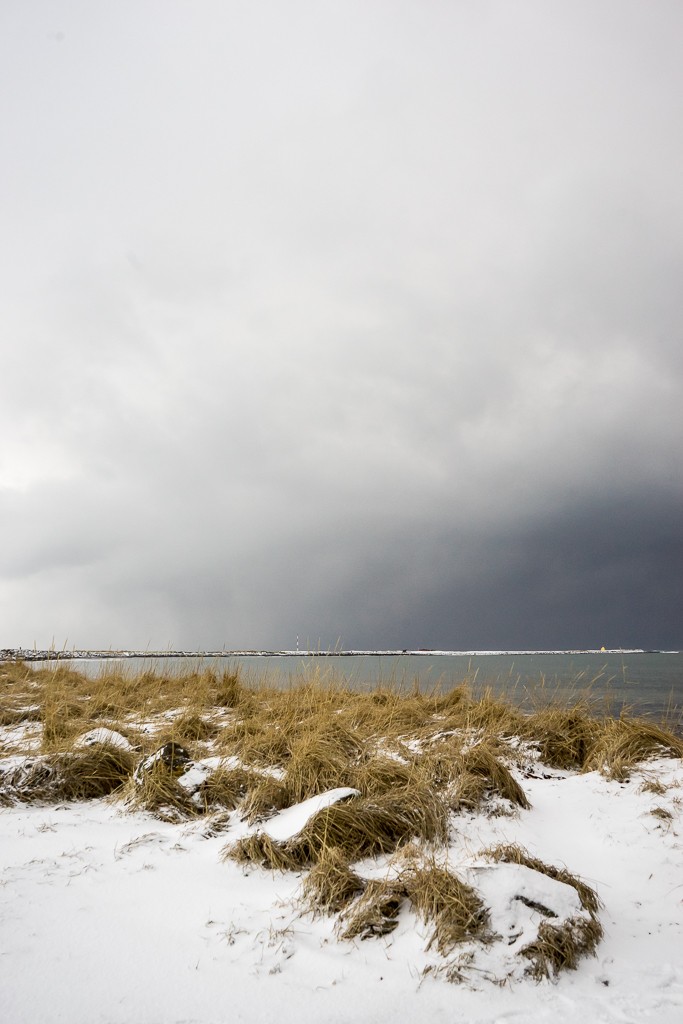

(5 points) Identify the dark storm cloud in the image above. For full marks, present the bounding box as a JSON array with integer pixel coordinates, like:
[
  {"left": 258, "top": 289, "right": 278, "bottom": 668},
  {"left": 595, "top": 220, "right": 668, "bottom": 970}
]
[
  {"left": 368, "top": 494, "right": 683, "bottom": 652},
  {"left": 1, "top": 1, "right": 681, "bottom": 649}
]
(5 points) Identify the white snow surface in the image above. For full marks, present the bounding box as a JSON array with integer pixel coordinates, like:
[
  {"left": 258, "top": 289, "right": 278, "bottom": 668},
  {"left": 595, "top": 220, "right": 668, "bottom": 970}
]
[{"left": 1, "top": 759, "right": 682, "bottom": 1023}]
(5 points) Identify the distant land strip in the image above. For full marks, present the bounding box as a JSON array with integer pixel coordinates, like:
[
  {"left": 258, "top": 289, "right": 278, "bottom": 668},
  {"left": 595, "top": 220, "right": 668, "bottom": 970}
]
[{"left": 2, "top": 647, "right": 670, "bottom": 662}]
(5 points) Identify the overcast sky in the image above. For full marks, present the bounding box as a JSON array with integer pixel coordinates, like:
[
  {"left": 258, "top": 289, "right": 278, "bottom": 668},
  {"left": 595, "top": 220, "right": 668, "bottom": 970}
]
[{"left": 1, "top": 1, "right": 681, "bottom": 651}]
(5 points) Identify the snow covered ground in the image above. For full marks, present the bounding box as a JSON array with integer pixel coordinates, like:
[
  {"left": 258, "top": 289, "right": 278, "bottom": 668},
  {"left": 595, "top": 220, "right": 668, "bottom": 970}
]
[{"left": 1, "top": 758, "right": 682, "bottom": 1024}]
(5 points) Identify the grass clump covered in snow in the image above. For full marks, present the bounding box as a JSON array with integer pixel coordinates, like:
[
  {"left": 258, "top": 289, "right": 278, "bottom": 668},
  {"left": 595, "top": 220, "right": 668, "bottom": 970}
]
[
  {"left": 226, "top": 785, "right": 448, "bottom": 869},
  {"left": 483, "top": 842, "right": 602, "bottom": 917},
  {"left": 482, "top": 842, "right": 603, "bottom": 979},
  {"left": 0, "top": 745, "right": 135, "bottom": 805}
]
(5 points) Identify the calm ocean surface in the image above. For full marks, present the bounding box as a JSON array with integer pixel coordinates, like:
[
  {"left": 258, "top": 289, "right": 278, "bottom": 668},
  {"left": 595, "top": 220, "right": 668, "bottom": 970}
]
[{"left": 66, "top": 652, "right": 682, "bottom": 723}]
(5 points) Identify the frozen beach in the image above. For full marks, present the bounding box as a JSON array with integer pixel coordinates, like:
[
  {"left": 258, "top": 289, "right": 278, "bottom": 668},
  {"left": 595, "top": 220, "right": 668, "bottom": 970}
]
[{"left": 1, "top": 663, "right": 682, "bottom": 1023}]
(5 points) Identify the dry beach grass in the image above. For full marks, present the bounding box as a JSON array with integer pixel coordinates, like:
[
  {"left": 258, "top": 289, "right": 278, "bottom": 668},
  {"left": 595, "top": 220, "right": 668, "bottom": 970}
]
[{"left": 1, "top": 657, "right": 682, "bottom": 984}]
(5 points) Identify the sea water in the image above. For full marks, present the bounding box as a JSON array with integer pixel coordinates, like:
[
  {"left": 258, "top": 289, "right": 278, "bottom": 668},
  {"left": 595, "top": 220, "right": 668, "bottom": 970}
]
[{"left": 58, "top": 651, "right": 682, "bottom": 722}]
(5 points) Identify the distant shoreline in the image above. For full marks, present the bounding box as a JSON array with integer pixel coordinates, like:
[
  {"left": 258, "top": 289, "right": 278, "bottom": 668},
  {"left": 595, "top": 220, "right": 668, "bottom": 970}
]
[{"left": 2, "top": 647, "right": 676, "bottom": 662}]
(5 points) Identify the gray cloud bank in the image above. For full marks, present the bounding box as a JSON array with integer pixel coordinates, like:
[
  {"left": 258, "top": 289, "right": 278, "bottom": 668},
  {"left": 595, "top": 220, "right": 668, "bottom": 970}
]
[{"left": 1, "top": 1, "right": 681, "bottom": 650}]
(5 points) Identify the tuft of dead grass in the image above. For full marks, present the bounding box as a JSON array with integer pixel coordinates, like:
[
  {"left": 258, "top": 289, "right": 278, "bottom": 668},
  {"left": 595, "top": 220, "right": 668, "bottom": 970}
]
[
  {"left": 403, "top": 859, "right": 490, "bottom": 954},
  {"left": 213, "top": 670, "right": 248, "bottom": 709},
  {"left": 585, "top": 718, "right": 683, "bottom": 780},
  {"left": 283, "top": 729, "right": 356, "bottom": 803},
  {"left": 437, "top": 742, "right": 530, "bottom": 814},
  {"left": 521, "top": 916, "right": 603, "bottom": 980},
  {"left": 431, "top": 684, "right": 470, "bottom": 713},
  {"left": 123, "top": 745, "right": 198, "bottom": 822},
  {"left": 56, "top": 746, "right": 136, "bottom": 799},
  {"left": 524, "top": 707, "right": 599, "bottom": 770},
  {"left": 0, "top": 746, "right": 135, "bottom": 804},
  {"left": 446, "top": 771, "right": 490, "bottom": 813},
  {"left": 639, "top": 778, "right": 667, "bottom": 795},
  {"left": 196, "top": 765, "right": 258, "bottom": 812},
  {"left": 239, "top": 776, "right": 291, "bottom": 823},
  {"left": 124, "top": 764, "right": 199, "bottom": 822},
  {"left": 350, "top": 755, "right": 417, "bottom": 796},
  {"left": 339, "top": 879, "right": 407, "bottom": 940},
  {"left": 201, "top": 810, "right": 233, "bottom": 837},
  {"left": 0, "top": 703, "right": 42, "bottom": 727},
  {"left": 460, "top": 743, "right": 530, "bottom": 808},
  {"left": 413, "top": 745, "right": 465, "bottom": 790},
  {"left": 300, "top": 847, "right": 366, "bottom": 915},
  {"left": 650, "top": 806, "right": 673, "bottom": 822},
  {"left": 225, "top": 832, "right": 302, "bottom": 871},
  {"left": 165, "top": 710, "right": 219, "bottom": 743},
  {"left": 295, "top": 786, "right": 448, "bottom": 861},
  {"left": 221, "top": 719, "right": 291, "bottom": 768},
  {"left": 520, "top": 701, "right": 683, "bottom": 779},
  {"left": 458, "top": 688, "right": 528, "bottom": 738}
]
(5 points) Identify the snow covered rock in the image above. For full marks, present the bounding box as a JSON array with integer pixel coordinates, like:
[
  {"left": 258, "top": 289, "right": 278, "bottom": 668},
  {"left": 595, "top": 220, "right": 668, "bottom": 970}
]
[
  {"left": 135, "top": 742, "right": 192, "bottom": 779},
  {"left": 74, "top": 728, "right": 134, "bottom": 752}
]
